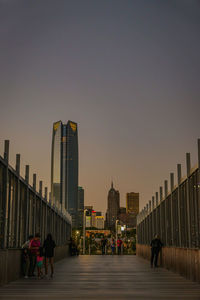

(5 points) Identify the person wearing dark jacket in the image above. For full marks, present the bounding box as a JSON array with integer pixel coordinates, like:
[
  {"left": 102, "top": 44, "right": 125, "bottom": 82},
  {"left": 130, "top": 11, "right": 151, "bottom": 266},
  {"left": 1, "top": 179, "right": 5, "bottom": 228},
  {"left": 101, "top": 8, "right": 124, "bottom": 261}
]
[
  {"left": 150, "top": 235, "right": 163, "bottom": 267},
  {"left": 101, "top": 237, "right": 107, "bottom": 255},
  {"left": 43, "top": 234, "right": 56, "bottom": 278}
]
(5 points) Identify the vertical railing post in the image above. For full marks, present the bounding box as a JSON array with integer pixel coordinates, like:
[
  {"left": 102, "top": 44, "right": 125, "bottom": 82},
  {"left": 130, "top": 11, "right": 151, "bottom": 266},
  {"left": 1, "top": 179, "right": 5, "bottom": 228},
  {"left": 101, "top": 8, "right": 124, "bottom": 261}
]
[
  {"left": 186, "top": 153, "right": 191, "bottom": 248},
  {"left": 33, "top": 174, "right": 36, "bottom": 190},
  {"left": 139, "top": 210, "right": 142, "bottom": 244},
  {"left": 164, "top": 180, "right": 168, "bottom": 245},
  {"left": 16, "top": 154, "right": 20, "bottom": 174},
  {"left": 164, "top": 180, "right": 168, "bottom": 198},
  {"left": 3, "top": 140, "right": 9, "bottom": 249},
  {"left": 177, "top": 164, "right": 182, "bottom": 247},
  {"left": 143, "top": 207, "right": 145, "bottom": 244},
  {"left": 143, "top": 207, "right": 146, "bottom": 244},
  {"left": 152, "top": 196, "right": 155, "bottom": 210},
  {"left": 197, "top": 139, "right": 200, "bottom": 248},
  {"left": 25, "top": 165, "right": 29, "bottom": 183},
  {"left": 141, "top": 211, "right": 143, "bottom": 244},
  {"left": 49, "top": 192, "right": 51, "bottom": 205},
  {"left": 45, "top": 187, "right": 48, "bottom": 200},
  {"left": 155, "top": 192, "right": 158, "bottom": 237},
  {"left": 33, "top": 174, "right": 36, "bottom": 236},
  {"left": 142, "top": 208, "right": 145, "bottom": 244},
  {"left": 146, "top": 203, "right": 149, "bottom": 244},
  {"left": 39, "top": 180, "right": 43, "bottom": 238},
  {"left": 15, "top": 154, "right": 20, "bottom": 248},
  {"left": 39, "top": 181, "right": 42, "bottom": 197},
  {"left": 155, "top": 192, "right": 159, "bottom": 206},
  {"left": 170, "top": 173, "right": 174, "bottom": 246},
  {"left": 149, "top": 200, "right": 152, "bottom": 241},
  {"left": 44, "top": 187, "right": 48, "bottom": 240},
  {"left": 152, "top": 196, "right": 155, "bottom": 238},
  {"left": 25, "top": 165, "right": 30, "bottom": 243},
  {"left": 159, "top": 186, "right": 163, "bottom": 241}
]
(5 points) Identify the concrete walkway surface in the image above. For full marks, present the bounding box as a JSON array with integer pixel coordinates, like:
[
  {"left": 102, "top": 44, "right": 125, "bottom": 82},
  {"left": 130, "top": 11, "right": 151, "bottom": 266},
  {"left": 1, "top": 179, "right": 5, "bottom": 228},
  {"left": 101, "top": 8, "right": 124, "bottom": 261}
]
[{"left": 0, "top": 255, "right": 200, "bottom": 300}]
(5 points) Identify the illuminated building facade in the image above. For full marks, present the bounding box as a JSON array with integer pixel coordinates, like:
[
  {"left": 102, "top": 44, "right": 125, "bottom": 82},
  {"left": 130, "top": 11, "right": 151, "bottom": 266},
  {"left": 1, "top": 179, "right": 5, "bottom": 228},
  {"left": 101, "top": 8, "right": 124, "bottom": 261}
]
[
  {"left": 106, "top": 182, "right": 120, "bottom": 229},
  {"left": 91, "top": 210, "right": 96, "bottom": 227},
  {"left": 51, "top": 120, "right": 78, "bottom": 227},
  {"left": 95, "top": 216, "right": 104, "bottom": 229},
  {"left": 126, "top": 192, "right": 139, "bottom": 214}
]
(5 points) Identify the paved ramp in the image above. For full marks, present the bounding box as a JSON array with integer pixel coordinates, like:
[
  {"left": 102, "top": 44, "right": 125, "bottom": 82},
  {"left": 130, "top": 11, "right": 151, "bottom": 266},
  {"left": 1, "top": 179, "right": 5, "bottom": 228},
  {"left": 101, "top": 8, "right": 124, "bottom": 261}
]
[{"left": 0, "top": 255, "right": 200, "bottom": 300}]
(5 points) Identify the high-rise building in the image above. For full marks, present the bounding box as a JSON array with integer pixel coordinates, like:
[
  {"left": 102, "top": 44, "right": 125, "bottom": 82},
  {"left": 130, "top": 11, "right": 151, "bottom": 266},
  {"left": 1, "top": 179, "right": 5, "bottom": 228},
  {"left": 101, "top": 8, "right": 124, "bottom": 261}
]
[
  {"left": 91, "top": 211, "right": 97, "bottom": 228},
  {"left": 84, "top": 206, "right": 93, "bottom": 228},
  {"left": 126, "top": 192, "right": 139, "bottom": 214},
  {"left": 51, "top": 120, "right": 78, "bottom": 227},
  {"left": 106, "top": 182, "right": 120, "bottom": 229},
  {"left": 95, "top": 216, "right": 104, "bottom": 229},
  {"left": 78, "top": 186, "right": 84, "bottom": 229}
]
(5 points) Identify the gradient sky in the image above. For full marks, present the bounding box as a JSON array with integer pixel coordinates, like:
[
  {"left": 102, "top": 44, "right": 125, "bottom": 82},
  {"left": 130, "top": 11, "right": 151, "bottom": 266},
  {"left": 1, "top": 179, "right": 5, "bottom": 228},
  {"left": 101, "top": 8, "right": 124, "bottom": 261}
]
[{"left": 0, "top": 0, "right": 200, "bottom": 214}]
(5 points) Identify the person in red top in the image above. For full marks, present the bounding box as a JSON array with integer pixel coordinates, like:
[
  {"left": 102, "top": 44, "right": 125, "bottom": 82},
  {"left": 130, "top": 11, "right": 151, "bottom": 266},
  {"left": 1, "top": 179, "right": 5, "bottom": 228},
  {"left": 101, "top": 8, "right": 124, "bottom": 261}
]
[
  {"left": 117, "top": 238, "right": 123, "bottom": 255},
  {"left": 29, "top": 233, "right": 41, "bottom": 276}
]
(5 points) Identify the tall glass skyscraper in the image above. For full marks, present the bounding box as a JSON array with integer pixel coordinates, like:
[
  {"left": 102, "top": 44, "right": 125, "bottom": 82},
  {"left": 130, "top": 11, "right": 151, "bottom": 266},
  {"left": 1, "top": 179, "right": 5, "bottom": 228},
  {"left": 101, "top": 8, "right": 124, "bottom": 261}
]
[{"left": 51, "top": 120, "right": 78, "bottom": 228}]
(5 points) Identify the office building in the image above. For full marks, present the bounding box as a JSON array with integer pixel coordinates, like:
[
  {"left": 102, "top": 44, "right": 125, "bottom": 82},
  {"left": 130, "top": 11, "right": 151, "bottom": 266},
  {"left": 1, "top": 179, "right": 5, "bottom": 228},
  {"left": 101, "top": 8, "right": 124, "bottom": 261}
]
[
  {"left": 106, "top": 182, "right": 120, "bottom": 229},
  {"left": 95, "top": 216, "right": 104, "bottom": 229},
  {"left": 51, "top": 120, "right": 78, "bottom": 227},
  {"left": 126, "top": 192, "right": 139, "bottom": 214},
  {"left": 86, "top": 216, "right": 91, "bottom": 228},
  {"left": 91, "top": 210, "right": 97, "bottom": 228}
]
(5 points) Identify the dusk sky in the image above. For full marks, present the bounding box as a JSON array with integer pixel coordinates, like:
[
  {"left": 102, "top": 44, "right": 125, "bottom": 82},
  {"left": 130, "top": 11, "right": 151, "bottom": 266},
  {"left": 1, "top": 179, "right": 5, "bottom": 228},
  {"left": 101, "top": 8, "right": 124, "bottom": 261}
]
[{"left": 0, "top": 0, "right": 200, "bottom": 214}]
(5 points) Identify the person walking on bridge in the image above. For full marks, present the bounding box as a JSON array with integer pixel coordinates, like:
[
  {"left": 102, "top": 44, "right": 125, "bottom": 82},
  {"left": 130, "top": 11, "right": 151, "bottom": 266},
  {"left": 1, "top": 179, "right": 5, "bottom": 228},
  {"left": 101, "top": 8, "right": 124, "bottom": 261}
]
[
  {"left": 117, "top": 238, "right": 123, "bottom": 255},
  {"left": 150, "top": 235, "right": 163, "bottom": 268}
]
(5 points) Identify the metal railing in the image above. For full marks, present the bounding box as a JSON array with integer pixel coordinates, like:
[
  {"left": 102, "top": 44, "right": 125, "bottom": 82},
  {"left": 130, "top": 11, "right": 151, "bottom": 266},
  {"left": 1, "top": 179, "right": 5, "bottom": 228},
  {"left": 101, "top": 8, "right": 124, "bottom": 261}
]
[
  {"left": 137, "top": 139, "right": 200, "bottom": 249},
  {"left": 0, "top": 140, "right": 71, "bottom": 249}
]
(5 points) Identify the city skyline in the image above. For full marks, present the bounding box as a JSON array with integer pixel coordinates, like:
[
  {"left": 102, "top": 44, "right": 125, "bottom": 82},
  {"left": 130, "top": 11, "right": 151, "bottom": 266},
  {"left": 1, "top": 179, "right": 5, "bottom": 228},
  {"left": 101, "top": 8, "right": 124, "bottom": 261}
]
[
  {"left": 0, "top": 1, "right": 200, "bottom": 213},
  {"left": 0, "top": 1, "right": 200, "bottom": 294}
]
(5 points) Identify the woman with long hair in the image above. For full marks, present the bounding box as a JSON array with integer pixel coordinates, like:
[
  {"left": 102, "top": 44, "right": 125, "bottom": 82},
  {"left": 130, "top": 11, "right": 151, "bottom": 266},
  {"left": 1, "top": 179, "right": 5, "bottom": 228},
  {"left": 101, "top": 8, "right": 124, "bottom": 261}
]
[{"left": 43, "top": 234, "right": 56, "bottom": 278}]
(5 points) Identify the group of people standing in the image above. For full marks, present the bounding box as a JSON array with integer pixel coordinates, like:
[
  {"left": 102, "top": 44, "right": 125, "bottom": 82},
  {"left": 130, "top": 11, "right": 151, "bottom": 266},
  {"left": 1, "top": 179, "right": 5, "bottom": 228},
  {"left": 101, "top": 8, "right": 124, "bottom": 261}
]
[
  {"left": 101, "top": 237, "right": 123, "bottom": 255},
  {"left": 21, "top": 232, "right": 163, "bottom": 279},
  {"left": 22, "top": 233, "right": 56, "bottom": 279}
]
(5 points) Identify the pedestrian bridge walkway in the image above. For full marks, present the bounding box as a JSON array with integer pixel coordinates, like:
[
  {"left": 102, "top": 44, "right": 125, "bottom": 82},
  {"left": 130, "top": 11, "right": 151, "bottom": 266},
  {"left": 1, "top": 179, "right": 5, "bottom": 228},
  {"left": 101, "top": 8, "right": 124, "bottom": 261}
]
[{"left": 0, "top": 255, "right": 200, "bottom": 300}]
